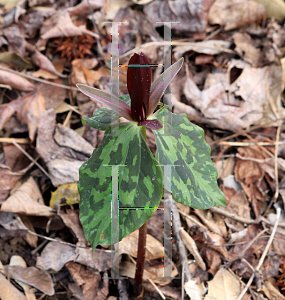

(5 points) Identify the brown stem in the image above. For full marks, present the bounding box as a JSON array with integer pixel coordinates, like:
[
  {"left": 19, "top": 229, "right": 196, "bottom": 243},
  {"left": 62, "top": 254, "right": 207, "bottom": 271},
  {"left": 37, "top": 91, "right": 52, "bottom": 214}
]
[{"left": 135, "top": 221, "right": 148, "bottom": 298}]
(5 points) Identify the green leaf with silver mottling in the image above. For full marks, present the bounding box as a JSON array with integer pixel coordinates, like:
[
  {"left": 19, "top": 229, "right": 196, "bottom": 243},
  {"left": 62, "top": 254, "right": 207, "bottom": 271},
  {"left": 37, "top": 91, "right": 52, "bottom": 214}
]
[
  {"left": 153, "top": 107, "right": 225, "bottom": 209},
  {"left": 82, "top": 95, "right": 131, "bottom": 130},
  {"left": 78, "top": 122, "right": 163, "bottom": 248}
]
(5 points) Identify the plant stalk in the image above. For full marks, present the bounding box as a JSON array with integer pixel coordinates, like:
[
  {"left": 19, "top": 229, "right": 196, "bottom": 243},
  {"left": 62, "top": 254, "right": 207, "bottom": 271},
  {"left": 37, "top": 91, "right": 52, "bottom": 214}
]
[
  {"left": 135, "top": 221, "right": 148, "bottom": 298},
  {"left": 134, "top": 126, "right": 148, "bottom": 298}
]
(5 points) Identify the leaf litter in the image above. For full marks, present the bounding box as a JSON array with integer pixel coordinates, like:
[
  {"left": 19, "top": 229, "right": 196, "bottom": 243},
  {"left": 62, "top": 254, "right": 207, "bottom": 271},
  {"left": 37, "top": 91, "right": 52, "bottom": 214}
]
[{"left": 0, "top": 0, "right": 285, "bottom": 299}]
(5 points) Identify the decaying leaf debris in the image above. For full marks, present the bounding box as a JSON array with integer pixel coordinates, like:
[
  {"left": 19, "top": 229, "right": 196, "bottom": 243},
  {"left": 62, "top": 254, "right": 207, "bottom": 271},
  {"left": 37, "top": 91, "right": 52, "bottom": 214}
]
[{"left": 1, "top": 0, "right": 285, "bottom": 299}]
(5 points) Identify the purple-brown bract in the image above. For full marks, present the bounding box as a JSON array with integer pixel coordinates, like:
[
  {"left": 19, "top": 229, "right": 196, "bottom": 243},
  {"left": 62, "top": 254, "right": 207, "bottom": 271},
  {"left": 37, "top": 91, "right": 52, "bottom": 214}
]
[{"left": 77, "top": 52, "right": 184, "bottom": 130}]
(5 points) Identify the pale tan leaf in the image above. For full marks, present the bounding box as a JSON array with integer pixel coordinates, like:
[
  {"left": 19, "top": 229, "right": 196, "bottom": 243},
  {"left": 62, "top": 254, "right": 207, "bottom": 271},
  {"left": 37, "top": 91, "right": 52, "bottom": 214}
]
[
  {"left": 207, "top": 268, "right": 240, "bottom": 300},
  {"left": 41, "top": 11, "right": 86, "bottom": 39},
  {"left": 1, "top": 177, "right": 55, "bottom": 217},
  {"left": 252, "top": 0, "right": 285, "bottom": 20},
  {"left": 209, "top": 0, "right": 265, "bottom": 31},
  {"left": 119, "top": 229, "right": 163, "bottom": 260},
  {"left": 180, "top": 228, "right": 206, "bottom": 271},
  {"left": 0, "top": 272, "right": 26, "bottom": 300}
]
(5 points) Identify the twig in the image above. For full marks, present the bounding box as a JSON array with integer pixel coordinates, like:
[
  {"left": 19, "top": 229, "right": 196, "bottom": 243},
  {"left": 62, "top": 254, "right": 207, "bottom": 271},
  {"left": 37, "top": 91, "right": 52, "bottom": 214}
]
[
  {"left": 12, "top": 141, "right": 51, "bottom": 180},
  {"left": 274, "top": 125, "right": 281, "bottom": 200},
  {"left": 236, "top": 207, "right": 281, "bottom": 300},
  {"left": 210, "top": 115, "right": 285, "bottom": 146},
  {"left": 210, "top": 207, "right": 255, "bottom": 225},
  {"left": 178, "top": 209, "right": 207, "bottom": 229},
  {"left": 0, "top": 138, "right": 30, "bottom": 143},
  {"left": 27, "top": 230, "right": 90, "bottom": 249},
  {"left": 219, "top": 141, "right": 285, "bottom": 147},
  {"left": 240, "top": 229, "right": 268, "bottom": 257},
  {"left": 244, "top": 133, "right": 274, "bottom": 158},
  {"left": 31, "top": 231, "right": 56, "bottom": 255},
  {"left": 0, "top": 66, "right": 78, "bottom": 91},
  {"left": 263, "top": 125, "right": 282, "bottom": 215},
  {"left": 209, "top": 207, "right": 285, "bottom": 228}
]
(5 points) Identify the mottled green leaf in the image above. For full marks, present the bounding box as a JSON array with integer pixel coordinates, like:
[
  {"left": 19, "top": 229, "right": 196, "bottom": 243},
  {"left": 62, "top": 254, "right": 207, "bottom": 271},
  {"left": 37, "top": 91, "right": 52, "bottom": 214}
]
[
  {"left": 153, "top": 107, "right": 225, "bottom": 209},
  {"left": 78, "top": 122, "right": 163, "bottom": 248},
  {"left": 82, "top": 95, "right": 131, "bottom": 130}
]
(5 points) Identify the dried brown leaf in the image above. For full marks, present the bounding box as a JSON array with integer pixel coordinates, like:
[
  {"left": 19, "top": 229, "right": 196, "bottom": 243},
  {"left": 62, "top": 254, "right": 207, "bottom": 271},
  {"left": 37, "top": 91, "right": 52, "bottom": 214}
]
[
  {"left": 0, "top": 68, "right": 34, "bottom": 92},
  {"left": 206, "top": 268, "right": 240, "bottom": 300},
  {"left": 119, "top": 229, "right": 164, "bottom": 260},
  {"left": 209, "top": 0, "right": 265, "bottom": 31},
  {"left": 5, "top": 265, "right": 54, "bottom": 296},
  {"left": 66, "top": 262, "right": 108, "bottom": 300},
  {"left": 0, "top": 163, "right": 29, "bottom": 203},
  {"left": 36, "top": 109, "right": 87, "bottom": 186},
  {"left": 68, "top": 0, "right": 103, "bottom": 16},
  {"left": 0, "top": 272, "right": 26, "bottom": 300},
  {"left": 41, "top": 10, "right": 86, "bottom": 40},
  {"left": 26, "top": 43, "right": 66, "bottom": 78},
  {"left": 59, "top": 209, "right": 87, "bottom": 246},
  {"left": 36, "top": 242, "right": 76, "bottom": 272},
  {"left": 1, "top": 177, "right": 55, "bottom": 217},
  {"left": 3, "top": 25, "right": 26, "bottom": 56},
  {"left": 19, "top": 215, "right": 38, "bottom": 248},
  {"left": 54, "top": 124, "right": 94, "bottom": 157},
  {"left": 17, "top": 90, "right": 46, "bottom": 142}
]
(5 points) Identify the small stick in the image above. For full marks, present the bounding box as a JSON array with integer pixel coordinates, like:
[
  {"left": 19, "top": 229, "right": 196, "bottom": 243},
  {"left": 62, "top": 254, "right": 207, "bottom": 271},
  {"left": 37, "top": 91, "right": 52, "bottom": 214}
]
[
  {"left": 210, "top": 115, "right": 285, "bottom": 146},
  {"left": 27, "top": 230, "right": 90, "bottom": 249},
  {"left": 178, "top": 210, "right": 207, "bottom": 229},
  {"left": 219, "top": 141, "right": 285, "bottom": 147},
  {"left": 0, "top": 138, "right": 30, "bottom": 143},
  {"left": 263, "top": 125, "right": 282, "bottom": 215},
  {"left": 236, "top": 207, "right": 281, "bottom": 300},
  {"left": 12, "top": 141, "right": 51, "bottom": 180},
  {"left": 209, "top": 207, "right": 255, "bottom": 225},
  {"left": 210, "top": 207, "right": 285, "bottom": 228}
]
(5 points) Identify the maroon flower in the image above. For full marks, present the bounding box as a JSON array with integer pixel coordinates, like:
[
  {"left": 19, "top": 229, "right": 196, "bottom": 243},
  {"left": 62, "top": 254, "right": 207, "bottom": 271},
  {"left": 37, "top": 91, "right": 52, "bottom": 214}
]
[{"left": 77, "top": 52, "right": 183, "bottom": 130}]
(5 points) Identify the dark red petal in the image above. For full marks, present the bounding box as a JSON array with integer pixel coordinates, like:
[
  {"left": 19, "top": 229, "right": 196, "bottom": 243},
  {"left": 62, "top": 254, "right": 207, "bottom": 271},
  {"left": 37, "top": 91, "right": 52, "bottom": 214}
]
[
  {"left": 128, "top": 52, "right": 151, "bottom": 122},
  {"left": 138, "top": 119, "right": 163, "bottom": 130},
  {"left": 127, "top": 53, "right": 139, "bottom": 97}
]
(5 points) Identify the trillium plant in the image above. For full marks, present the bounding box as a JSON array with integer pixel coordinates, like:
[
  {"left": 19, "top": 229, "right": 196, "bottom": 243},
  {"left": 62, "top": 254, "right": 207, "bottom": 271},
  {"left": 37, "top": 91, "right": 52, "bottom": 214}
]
[{"left": 77, "top": 52, "right": 225, "bottom": 297}]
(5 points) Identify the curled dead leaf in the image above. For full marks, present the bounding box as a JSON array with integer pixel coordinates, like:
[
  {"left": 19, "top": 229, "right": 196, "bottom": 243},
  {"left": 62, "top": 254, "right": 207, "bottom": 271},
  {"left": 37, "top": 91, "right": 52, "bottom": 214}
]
[{"left": 0, "top": 67, "right": 34, "bottom": 91}]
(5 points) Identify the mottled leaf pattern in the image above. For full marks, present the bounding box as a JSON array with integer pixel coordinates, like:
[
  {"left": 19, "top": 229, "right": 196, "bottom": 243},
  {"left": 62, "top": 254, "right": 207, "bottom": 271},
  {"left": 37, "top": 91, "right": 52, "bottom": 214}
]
[
  {"left": 78, "top": 122, "right": 163, "bottom": 248},
  {"left": 153, "top": 107, "right": 225, "bottom": 209},
  {"left": 82, "top": 95, "right": 131, "bottom": 130}
]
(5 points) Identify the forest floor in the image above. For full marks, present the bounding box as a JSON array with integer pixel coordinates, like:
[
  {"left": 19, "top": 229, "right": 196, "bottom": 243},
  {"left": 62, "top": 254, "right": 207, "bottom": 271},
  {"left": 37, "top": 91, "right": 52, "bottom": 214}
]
[{"left": 1, "top": 0, "right": 285, "bottom": 299}]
